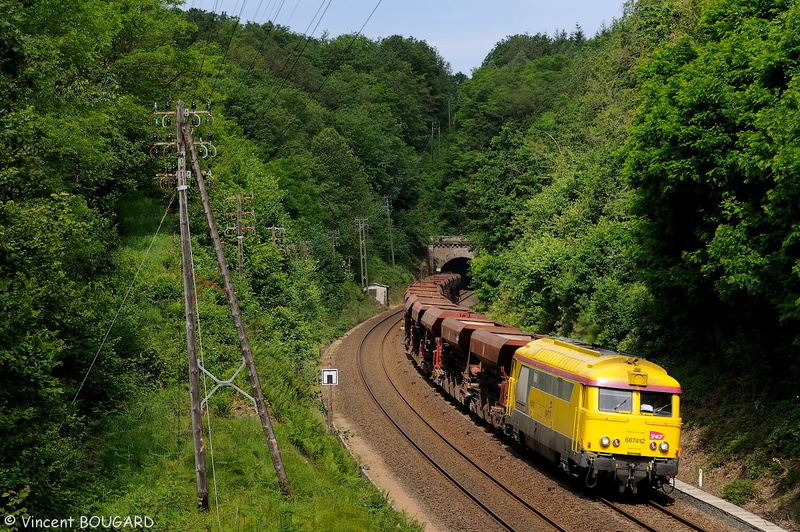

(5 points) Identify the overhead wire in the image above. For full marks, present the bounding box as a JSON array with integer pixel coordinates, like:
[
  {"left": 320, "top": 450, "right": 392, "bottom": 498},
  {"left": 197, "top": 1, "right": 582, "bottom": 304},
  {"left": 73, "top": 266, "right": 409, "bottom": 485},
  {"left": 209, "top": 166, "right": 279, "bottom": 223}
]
[
  {"left": 191, "top": 0, "right": 224, "bottom": 102},
  {"left": 69, "top": 192, "right": 177, "bottom": 408},
  {"left": 209, "top": 0, "right": 251, "bottom": 95},
  {"left": 272, "top": 0, "right": 384, "bottom": 146},
  {"left": 236, "top": 0, "right": 289, "bottom": 83},
  {"left": 189, "top": 223, "right": 223, "bottom": 531},
  {"left": 263, "top": 0, "right": 332, "bottom": 109}
]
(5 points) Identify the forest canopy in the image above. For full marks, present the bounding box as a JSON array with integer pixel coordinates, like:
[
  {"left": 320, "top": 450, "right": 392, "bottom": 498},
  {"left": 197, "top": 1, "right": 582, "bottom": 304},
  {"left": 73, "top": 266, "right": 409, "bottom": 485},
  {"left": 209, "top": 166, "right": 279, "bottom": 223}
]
[{"left": 2, "top": 0, "right": 800, "bottom": 526}]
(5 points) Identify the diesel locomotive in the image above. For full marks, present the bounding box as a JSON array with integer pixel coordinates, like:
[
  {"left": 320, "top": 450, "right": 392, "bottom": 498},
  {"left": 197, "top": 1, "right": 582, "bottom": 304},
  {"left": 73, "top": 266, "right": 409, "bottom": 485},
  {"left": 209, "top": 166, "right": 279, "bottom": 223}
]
[{"left": 403, "top": 274, "right": 682, "bottom": 494}]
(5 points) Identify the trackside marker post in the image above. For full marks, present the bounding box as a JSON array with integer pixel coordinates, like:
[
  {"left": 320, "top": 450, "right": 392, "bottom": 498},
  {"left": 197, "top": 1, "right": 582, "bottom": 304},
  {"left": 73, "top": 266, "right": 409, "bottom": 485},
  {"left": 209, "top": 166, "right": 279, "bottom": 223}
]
[{"left": 321, "top": 369, "right": 338, "bottom": 433}]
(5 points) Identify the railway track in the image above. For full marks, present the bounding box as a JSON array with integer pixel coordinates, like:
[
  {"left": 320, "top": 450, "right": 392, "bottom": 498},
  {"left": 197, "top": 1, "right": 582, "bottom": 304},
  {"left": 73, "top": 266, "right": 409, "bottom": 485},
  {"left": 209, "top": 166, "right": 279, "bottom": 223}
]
[
  {"left": 649, "top": 499, "right": 712, "bottom": 531},
  {"left": 599, "top": 497, "right": 711, "bottom": 532},
  {"left": 333, "top": 300, "right": 738, "bottom": 532},
  {"left": 356, "top": 309, "right": 568, "bottom": 531}
]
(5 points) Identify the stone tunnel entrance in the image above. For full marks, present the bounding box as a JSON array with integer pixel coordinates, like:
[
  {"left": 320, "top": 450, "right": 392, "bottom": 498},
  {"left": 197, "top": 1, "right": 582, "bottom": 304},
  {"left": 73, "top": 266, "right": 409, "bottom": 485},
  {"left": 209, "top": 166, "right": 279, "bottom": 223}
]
[
  {"left": 440, "top": 256, "right": 472, "bottom": 287},
  {"left": 427, "top": 236, "right": 474, "bottom": 287}
]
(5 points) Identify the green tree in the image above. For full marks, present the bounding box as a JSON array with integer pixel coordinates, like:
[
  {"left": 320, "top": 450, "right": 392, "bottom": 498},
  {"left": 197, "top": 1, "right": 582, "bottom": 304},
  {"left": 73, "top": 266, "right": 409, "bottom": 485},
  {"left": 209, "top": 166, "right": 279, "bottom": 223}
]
[{"left": 625, "top": 0, "right": 800, "bottom": 379}]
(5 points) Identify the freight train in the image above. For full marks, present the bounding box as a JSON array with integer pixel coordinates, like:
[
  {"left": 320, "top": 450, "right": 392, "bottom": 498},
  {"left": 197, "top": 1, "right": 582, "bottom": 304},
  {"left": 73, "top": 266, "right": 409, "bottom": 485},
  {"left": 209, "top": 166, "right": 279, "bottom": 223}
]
[{"left": 403, "top": 274, "right": 681, "bottom": 494}]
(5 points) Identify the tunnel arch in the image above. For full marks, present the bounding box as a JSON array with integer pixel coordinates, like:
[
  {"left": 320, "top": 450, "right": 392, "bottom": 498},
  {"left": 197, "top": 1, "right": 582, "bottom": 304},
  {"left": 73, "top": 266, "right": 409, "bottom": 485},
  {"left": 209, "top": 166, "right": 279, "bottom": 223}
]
[
  {"left": 440, "top": 256, "right": 471, "bottom": 288},
  {"left": 427, "top": 236, "right": 475, "bottom": 287}
]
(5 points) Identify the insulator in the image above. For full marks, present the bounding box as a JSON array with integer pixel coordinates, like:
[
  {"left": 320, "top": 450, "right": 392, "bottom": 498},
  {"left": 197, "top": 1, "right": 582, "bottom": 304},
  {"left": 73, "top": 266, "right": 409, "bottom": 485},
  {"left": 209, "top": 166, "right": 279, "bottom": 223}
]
[
  {"left": 206, "top": 100, "right": 212, "bottom": 111},
  {"left": 192, "top": 117, "right": 199, "bottom": 126},
  {"left": 153, "top": 102, "right": 158, "bottom": 110},
  {"left": 154, "top": 117, "right": 161, "bottom": 127},
  {"left": 153, "top": 148, "right": 160, "bottom": 157},
  {"left": 191, "top": 101, "right": 197, "bottom": 110},
  {"left": 165, "top": 117, "right": 172, "bottom": 126},
  {"left": 166, "top": 100, "right": 171, "bottom": 110},
  {"left": 152, "top": 133, "right": 158, "bottom": 142},
  {"left": 167, "top": 133, "right": 173, "bottom": 142},
  {"left": 204, "top": 117, "right": 211, "bottom": 126},
  {"left": 207, "top": 133, "right": 213, "bottom": 142}
]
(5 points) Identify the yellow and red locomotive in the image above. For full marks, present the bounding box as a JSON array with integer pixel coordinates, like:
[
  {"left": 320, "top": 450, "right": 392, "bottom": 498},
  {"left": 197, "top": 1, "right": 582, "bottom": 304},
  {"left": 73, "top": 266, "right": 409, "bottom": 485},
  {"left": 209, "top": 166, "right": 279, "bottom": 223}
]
[{"left": 403, "top": 275, "right": 682, "bottom": 493}]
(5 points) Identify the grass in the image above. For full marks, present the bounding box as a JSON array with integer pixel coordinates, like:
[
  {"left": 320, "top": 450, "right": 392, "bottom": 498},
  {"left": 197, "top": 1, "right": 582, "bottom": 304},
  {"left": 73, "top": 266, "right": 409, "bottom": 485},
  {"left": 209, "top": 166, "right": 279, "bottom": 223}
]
[
  {"left": 671, "top": 358, "right": 800, "bottom": 524},
  {"left": 84, "top": 192, "right": 424, "bottom": 531},
  {"left": 91, "top": 387, "right": 420, "bottom": 531}
]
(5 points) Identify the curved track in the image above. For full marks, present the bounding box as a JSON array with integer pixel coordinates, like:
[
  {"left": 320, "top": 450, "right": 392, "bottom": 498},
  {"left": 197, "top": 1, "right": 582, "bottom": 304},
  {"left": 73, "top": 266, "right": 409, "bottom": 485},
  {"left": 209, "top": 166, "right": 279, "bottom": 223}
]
[
  {"left": 332, "top": 305, "right": 743, "bottom": 532},
  {"left": 356, "top": 309, "right": 568, "bottom": 532}
]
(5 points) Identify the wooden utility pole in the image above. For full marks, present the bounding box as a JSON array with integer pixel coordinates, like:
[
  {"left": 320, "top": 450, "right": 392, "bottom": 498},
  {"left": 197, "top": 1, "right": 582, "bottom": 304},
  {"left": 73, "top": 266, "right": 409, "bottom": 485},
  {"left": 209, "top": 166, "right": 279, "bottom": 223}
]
[
  {"left": 175, "top": 100, "right": 209, "bottom": 512},
  {"left": 180, "top": 103, "right": 292, "bottom": 498},
  {"left": 227, "top": 193, "right": 254, "bottom": 275},
  {"left": 235, "top": 193, "right": 244, "bottom": 274}
]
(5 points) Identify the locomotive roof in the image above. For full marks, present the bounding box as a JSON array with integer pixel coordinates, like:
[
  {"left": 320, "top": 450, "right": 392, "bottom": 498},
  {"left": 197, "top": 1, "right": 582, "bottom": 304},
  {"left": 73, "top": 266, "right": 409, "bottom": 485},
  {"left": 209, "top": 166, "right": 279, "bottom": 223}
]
[{"left": 514, "top": 338, "right": 681, "bottom": 394}]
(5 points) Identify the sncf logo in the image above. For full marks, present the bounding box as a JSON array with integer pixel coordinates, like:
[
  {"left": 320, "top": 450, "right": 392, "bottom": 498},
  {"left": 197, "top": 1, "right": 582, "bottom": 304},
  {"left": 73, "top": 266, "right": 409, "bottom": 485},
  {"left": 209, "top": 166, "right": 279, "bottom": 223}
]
[{"left": 649, "top": 431, "right": 665, "bottom": 440}]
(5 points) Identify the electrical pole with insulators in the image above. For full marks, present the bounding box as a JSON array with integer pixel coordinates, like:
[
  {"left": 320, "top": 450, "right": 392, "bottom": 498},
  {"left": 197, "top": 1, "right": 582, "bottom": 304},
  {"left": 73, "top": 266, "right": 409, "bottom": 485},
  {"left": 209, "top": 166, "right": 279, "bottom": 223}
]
[
  {"left": 176, "top": 100, "right": 209, "bottom": 512},
  {"left": 181, "top": 103, "right": 292, "bottom": 499},
  {"left": 384, "top": 196, "right": 395, "bottom": 268},
  {"left": 356, "top": 218, "right": 369, "bottom": 288},
  {"left": 327, "top": 229, "right": 339, "bottom": 253},
  {"left": 153, "top": 99, "right": 292, "bottom": 505},
  {"left": 225, "top": 192, "right": 255, "bottom": 275}
]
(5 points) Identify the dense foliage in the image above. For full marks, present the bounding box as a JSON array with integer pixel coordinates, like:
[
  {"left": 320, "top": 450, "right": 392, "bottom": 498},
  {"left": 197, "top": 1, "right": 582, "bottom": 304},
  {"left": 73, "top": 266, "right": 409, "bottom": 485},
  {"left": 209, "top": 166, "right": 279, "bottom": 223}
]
[
  {"left": 0, "top": 0, "right": 441, "bottom": 528},
  {"left": 437, "top": 0, "right": 800, "bottom": 521},
  {"left": 3, "top": 0, "right": 800, "bottom": 526},
  {"left": 628, "top": 0, "right": 800, "bottom": 380}
]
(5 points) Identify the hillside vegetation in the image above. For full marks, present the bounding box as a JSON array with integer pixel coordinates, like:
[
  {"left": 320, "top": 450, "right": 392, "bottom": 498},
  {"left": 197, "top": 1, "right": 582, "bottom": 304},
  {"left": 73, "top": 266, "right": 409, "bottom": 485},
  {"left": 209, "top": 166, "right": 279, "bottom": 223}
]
[
  {"left": 2, "top": 0, "right": 800, "bottom": 529},
  {"left": 444, "top": 0, "right": 800, "bottom": 524}
]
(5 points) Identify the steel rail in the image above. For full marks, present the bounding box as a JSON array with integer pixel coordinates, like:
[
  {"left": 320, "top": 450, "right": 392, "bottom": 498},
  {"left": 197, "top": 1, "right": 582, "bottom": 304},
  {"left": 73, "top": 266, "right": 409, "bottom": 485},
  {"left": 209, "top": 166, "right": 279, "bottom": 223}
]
[
  {"left": 378, "top": 313, "right": 568, "bottom": 532},
  {"left": 648, "top": 500, "right": 710, "bottom": 531},
  {"left": 357, "top": 306, "right": 568, "bottom": 532},
  {"left": 356, "top": 309, "right": 518, "bottom": 531},
  {"left": 599, "top": 498, "right": 662, "bottom": 531},
  {"left": 600, "top": 497, "right": 711, "bottom": 532}
]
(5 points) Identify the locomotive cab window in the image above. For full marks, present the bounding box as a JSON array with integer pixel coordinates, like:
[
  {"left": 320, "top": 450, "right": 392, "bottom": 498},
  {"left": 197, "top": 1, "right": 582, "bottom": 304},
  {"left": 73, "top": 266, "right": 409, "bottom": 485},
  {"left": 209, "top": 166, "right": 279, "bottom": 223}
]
[
  {"left": 515, "top": 366, "right": 531, "bottom": 411},
  {"left": 598, "top": 388, "right": 632, "bottom": 413},
  {"left": 640, "top": 391, "right": 673, "bottom": 417}
]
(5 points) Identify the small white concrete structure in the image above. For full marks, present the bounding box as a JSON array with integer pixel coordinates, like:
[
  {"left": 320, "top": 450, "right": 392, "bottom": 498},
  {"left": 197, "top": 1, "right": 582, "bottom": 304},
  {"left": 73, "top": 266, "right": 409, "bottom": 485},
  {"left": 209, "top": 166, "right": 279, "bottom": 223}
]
[{"left": 367, "top": 283, "right": 389, "bottom": 306}]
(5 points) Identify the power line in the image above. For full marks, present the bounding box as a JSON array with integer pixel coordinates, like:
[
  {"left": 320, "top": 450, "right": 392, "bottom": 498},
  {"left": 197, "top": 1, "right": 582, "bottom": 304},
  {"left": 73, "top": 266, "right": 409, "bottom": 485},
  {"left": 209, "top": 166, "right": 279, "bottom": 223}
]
[
  {"left": 263, "top": 0, "right": 332, "bottom": 110},
  {"left": 226, "top": 0, "right": 287, "bottom": 84},
  {"left": 273, "top": 0, "right": 385, "bottom": 144},
  {"left": 209, "top": 0, "right": 251, "bottom": 95},
  {"left": 70, "top": 193, "right": 177, "bottom": 407},
  {"left": 191, "top": 0, "right": 224, "bottom": 101}
]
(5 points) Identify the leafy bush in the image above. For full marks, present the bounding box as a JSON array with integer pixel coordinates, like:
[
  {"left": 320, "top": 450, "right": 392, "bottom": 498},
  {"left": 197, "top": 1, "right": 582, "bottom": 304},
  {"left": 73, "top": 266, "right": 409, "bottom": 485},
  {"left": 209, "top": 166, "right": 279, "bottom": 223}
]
[{"left": 723, "top": 479, "right": 756, "bottom": 506}]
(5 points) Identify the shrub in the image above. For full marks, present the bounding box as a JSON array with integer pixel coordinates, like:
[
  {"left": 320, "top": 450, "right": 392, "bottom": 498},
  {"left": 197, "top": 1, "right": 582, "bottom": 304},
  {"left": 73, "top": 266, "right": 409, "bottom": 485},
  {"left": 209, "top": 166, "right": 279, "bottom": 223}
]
[{"left": 722, "top": 479, "right": 755, "bottom": 506}]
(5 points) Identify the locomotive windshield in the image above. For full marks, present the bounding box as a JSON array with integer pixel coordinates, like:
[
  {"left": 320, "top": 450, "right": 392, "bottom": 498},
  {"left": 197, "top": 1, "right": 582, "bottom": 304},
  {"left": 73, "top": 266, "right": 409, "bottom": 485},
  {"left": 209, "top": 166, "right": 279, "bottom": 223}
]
[
  {"left": 598, "top": 388, "right": 632, "bottom": 413},
  {"left": 640, "top": 391, "right": 673, "bottom": 417}
]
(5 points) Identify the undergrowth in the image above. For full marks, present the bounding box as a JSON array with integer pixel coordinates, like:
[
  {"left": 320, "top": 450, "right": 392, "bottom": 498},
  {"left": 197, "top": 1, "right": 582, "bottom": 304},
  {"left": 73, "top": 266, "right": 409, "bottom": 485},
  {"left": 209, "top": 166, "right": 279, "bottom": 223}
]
[
  {"left": 672, "top": 358, "right": 800, "bottom": 522},
  {"left": 72, "top": 192, "right": 423, "bottom": 531}
]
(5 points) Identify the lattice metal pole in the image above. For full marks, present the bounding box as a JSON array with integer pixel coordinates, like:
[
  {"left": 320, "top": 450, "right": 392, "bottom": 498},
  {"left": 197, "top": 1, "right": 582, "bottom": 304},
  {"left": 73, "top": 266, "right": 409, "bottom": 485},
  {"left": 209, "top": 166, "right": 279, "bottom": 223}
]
[{"left": 356, "top": 218, "right": 368, "bottom": 288}]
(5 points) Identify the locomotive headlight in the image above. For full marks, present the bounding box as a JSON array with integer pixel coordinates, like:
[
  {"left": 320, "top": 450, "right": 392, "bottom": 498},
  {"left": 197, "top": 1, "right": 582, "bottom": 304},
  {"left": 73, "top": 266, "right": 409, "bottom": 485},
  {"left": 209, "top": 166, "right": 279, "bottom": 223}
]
[
  {"left": 650, "top": 442, "right": 657, "bottom": 451},
  {"left": 612, "top": 438, "right": 621, "bottom": 447},
  {"left": 600, "top": 436, "right": 611, "bottom": 448},
  {"left": 659, "top": 441, "right": 669, "bottom": 453}
]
